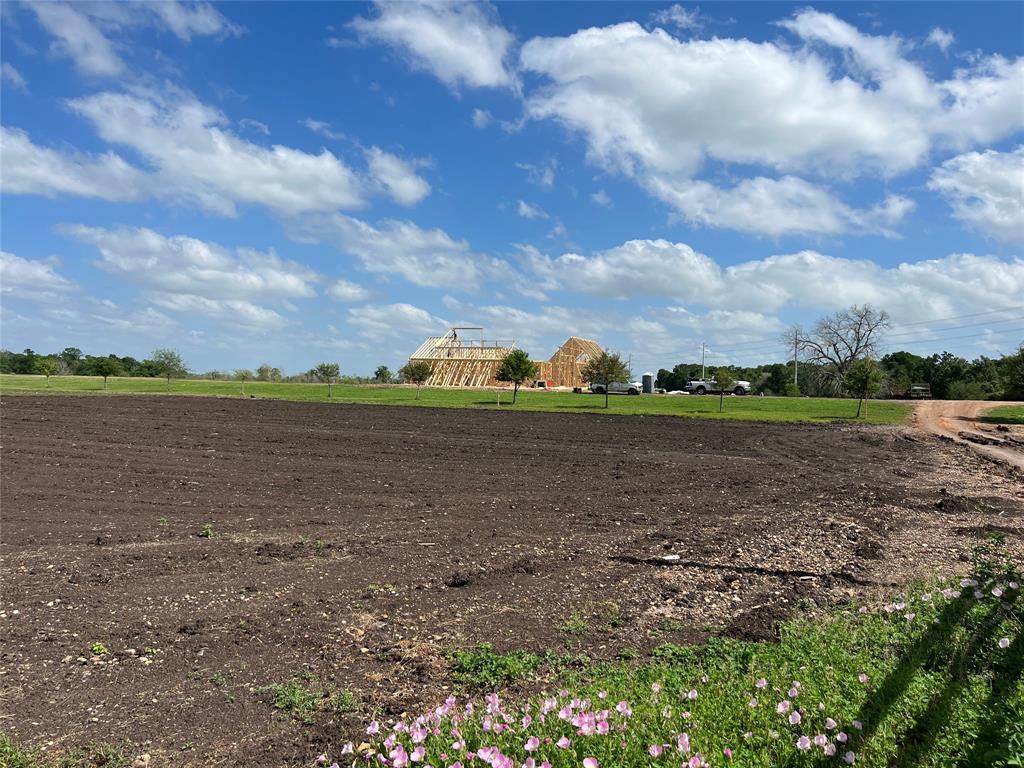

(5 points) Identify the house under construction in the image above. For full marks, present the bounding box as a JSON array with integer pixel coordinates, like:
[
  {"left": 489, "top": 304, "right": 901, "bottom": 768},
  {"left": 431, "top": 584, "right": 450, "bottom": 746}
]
[{"left": 407, "top": 327, "right": 603, "bottom": 389}]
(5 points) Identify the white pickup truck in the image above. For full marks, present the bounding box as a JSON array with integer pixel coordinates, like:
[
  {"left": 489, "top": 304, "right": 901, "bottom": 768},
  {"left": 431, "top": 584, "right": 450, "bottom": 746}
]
[
  {"left": 590, "top": 380, "right": 642, "bottom": 396},
  {"left": 684, "top": 378, "right": 750, "bottom": 395}
]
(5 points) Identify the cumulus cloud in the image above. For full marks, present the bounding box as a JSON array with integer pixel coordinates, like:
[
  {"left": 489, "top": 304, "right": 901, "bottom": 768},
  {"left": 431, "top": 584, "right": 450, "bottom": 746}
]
[
  {"left": 926, "top": 27, "right": 955, "bottom": 53},
  {"left": 327, "top": 278, "right": 372, "bottom": 302},
  {"left": 532, "top": 238, "right": 1024, "bottom": 321},
  {"left": 67, "top": 89, "right": 366, "bottom": 216},
  {"left": 366, "top": 146, "right": 431, "bottom": 205},
  {"left": 61, "top": 225, "right": 318, "bottom": 308},
  {"left": 591, "top": 189, "right": 612, "bottom": 207},
  {"left": 518, "top": 11, "right": 1023, "bottom": 235},
  {"left": 294, "top": 214, "right": 485, "bottom": 290},
  {"left": 928, "top": 146, "right": 1024, "bottom": 241},
  {"left": 0, "top": 251, "right": 76, "bottom": 302},
  {"left": 347, "top": 302, "right": 448, "bottom": 339},
  {"left": 27, "top": 1, "right": 240, "bottom": 77},
  {"left": 650, "top": 5, "right": 702, "bottom": 31},
  {"left": 352, "top": 1, "right": 516, "bottom": 90},
  {"left": 647, "top": 175, "right": 915, "bottom": 237},
  {"left": 0, "top": 126, "right": 149, "bottom": 201},
  {"left": 147, "top": 292, "right": 288, "bottom": 330}
]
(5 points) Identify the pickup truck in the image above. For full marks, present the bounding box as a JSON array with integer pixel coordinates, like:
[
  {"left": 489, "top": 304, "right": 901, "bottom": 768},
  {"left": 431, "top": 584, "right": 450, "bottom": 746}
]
[
  {"left": 589, "top": 380, "right": 642, "bottom": 395},
  {"left": 684, "top": 378, "right": 751, "bottom": 395}
]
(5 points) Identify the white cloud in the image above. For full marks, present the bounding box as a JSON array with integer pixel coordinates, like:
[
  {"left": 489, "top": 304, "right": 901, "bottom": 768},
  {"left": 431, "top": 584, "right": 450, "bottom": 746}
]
[
  {"left": 472, "top": 108, "right": 493, "bottom": 128},
  {"left": 366, "top": 146, "right": 431, "bottom": 206},
  {"left": 61, "top": 225, "right": 318, "bottom": 303},
  {"left": 651, "top": 5, "right": 702, "bottom": 31},
  {"left": 2, "top": 62, "right": 27, "bottom": 91},
  {"left": 327, "top": 278, "right": 372, "bottom": 302},
  {"left": 928, "top": 146, "right": 1024, "bottom": 241},
  {"left": 29, "top": 2, "right": 123, "bottom": 76},
  {"left": 302, "top": 118, "right": 345, "bottom": 140},
  {"left": 647, "top": 175, "right": 915, "bottom": 237},
  {"left": 0, "top": 251, "right": 76, "bottom": 302},
  {"left": 352, "top": 1, "right": 516, "bottom": 90},
  {"left": 0, "top": 126, "right": 149, "bottom": 201},
  {"left": 294, "top": 214, "right": 485, "bottom": 290},
  {"left": 925, "top": 27, "right": 954, "bottom": 53},
  {"left": 27, "top": 1, "right": 240, "bottom": 77},
  {"left": 516, "top": 200, "right": 548, "bottom": 219},
  {"left": 516, "top": 160, "right": 557, "bottom": 188},
  {"left": 518, "top": 11, "right": 1023, "bottom": 235},
  {"left": 67, "top": 90, "right": 367, "bottom": 216},
  {"left": 239, "top": 117, "right": 270, "bottom": 135},
  {"left": 148, "top": 292, "right": 288, "bottom": 330},
  {"left": 591, "top": 189, "right": 612, "bottom": 207},
  {"left": 533, "top": 238, "right": 1024, "bottom": 321},
  {"left": 347, "top": 302, "right": 448, "bottom": 339}
]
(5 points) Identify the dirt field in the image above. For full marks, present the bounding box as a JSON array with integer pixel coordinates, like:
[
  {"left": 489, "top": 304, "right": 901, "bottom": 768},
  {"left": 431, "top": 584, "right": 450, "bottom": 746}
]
[{"left": 2, "top": 394, "right": 1022, "bottom": 766}]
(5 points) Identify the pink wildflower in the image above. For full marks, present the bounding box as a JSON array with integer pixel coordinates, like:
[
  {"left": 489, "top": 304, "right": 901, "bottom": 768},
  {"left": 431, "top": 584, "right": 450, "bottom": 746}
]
[
  {"left": 525, "top": 737, "right": 539, "bottom": 752},
  {"left": 858, "top": 673, "right": 868, "bottom": 684},
  {"left": 844, "top": 751, "right": 857, "bottom": 763},
  {"left": 723, "top": 747, "right": 733, "bottom": 759},
  {"left": 616, "top": 701, "right": 632, "bottom": 717},
  {"left": 814, "top": 734, "right": 827, "bottom": 747},
  {"left": 777, "top": 700, "right": 791, "bottom": 714},
  {"left": 999, "top": 637, "right": 1010, "bottom": 649},
  {"left": 789, "top": 712, "right": 802, "bottom": 726},
  {"left": 583, "top": 758, "right": 598, "bottom": 768},
  {"left": 755, "top": 678, "right": 767, "bottom": 689},
  {"left": 557, "top": 737, "right": 571, "bottom": 749},
  {"left": 648, "top": 745, "right": 663, "bottom": 757},
  {"left": 797, "top": 736, "right": 811, "bottom": 750}
]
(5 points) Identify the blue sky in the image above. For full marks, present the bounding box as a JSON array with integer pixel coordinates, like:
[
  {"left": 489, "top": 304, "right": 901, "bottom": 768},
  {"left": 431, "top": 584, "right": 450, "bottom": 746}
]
[{"left": 1, "top": 1, "right": 1022, "bottom": 375}]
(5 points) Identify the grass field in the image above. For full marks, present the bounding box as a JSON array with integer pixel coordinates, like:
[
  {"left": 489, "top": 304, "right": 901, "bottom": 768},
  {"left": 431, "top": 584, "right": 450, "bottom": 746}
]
[
  {"left": 983, "top": 405, "right": 1024, "bottom": 425},
  {"left": 0, "top": 374, "right": 914, "bottom": 425}
]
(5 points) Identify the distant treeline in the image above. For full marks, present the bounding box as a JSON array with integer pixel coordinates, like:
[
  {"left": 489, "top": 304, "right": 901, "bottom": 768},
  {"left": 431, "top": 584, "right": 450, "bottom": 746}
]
[
  {"left": 3, "top": 344, "right": 1021, "bottom": 400},
  {"left": 657, "top": 346, "right": 1023, "bottom": 400}
]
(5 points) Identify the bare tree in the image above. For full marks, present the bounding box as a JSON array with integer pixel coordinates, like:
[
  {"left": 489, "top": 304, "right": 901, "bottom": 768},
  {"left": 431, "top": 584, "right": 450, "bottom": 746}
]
[{"left": 795, "top": 305, "right": 889, "bottom": 391}]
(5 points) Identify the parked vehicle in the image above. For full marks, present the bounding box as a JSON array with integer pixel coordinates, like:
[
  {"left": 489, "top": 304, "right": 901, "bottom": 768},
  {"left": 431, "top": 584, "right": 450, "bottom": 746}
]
[
  {"left": 684, "top": 378, "right": 751, "bottom": 395},
  {"left": 590, "top": 380, "right": 642, "bottom": 395}
]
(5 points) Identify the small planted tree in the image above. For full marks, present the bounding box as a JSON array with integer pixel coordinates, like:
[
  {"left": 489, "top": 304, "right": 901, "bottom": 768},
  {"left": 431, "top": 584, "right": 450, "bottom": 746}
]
[
  {"left": 374, "top": 365, "right": 392, "bottom": 384},
  {"left": 314, "top": 362, "right": 341, "bottom": 397},
  {"left": 92, "top": 357, "right": 121, "bottom": 390},
  {"left": 256, "top": 363, "right": 281, "bottom": 382},
  {"left": 581, "top": 351, "right": 630, "bottom": 409},
  {"left": 151, "top": 348, "right": 188, "bottom": 391},
  {"left": 399, "top": 360, "right": 433, "bottom": 400},
  {"left": 495, "top": 349, "right": 538, "bottom": 405},
  {"left": 35, "top": 358, "right": 59, "bottom": 386},
  {"left": 844, "top": 357, "right": 886, "bottom": 418},
  {"left": 714, "top": 368, "right": 735, "bottom": 413},
  {"left": 234, "top": 368, "right": 253, "bottom": 396}
]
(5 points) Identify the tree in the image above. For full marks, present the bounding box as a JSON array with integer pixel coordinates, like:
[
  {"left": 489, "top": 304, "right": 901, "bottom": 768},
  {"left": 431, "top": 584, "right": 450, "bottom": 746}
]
[
  {"left": 234, "top": 368, "right": 253, "bottom": 395},
  {"left": 256, "top": 363, "right": 282, "bottom": 382},
  {"left": 796, "top": 305, "right": 890, "bottom": 393},
  {"left": 373, "top": 365, "right": 392, "bottom": 384},
  {"left": 92, "top": 357, "right": 121, "bottom": 390},
  {"left": 151, "top": 348, "right": 188, "bottom": 390},
  {"left": 714, "top": 368, "right": 735, "bottom": 413},
  {"left": 843, "top": 358, "right": 886, "bottom": 418},
  {"left": 60, "top": 347, "right": 83, "bottom": 370},
  {"left": 314, "top": 362, "right": 341, "bottom": 397},
  {"left": 581, "top": 351, "right": 631, "bottom": 409},
  {"left": 398, "top": 360, "right": 433, "bottom": 399},
  {"left": 495, "top": 349, "right": 538, "bottom": 404},
  {"left": 1002, "top": 345, "right": 1024, "bottom": 400},
  {"left": 35, "top": 358, "right": 59, "bottom": 386}
]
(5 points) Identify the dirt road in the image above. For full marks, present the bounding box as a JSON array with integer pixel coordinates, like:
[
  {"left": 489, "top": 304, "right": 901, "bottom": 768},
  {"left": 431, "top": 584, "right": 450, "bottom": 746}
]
[
  {"left": 2, "top": 395, "right": 1022, "bottom": 766},
  {"left": 913, "top": 399, "right": 1024, "bottom": 469}
]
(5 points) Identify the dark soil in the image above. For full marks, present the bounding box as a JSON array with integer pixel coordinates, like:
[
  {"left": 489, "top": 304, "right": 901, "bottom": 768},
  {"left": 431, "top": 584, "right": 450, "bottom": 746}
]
[{"left": 1, "top": 394, "right": 1021, "bottom": 766}]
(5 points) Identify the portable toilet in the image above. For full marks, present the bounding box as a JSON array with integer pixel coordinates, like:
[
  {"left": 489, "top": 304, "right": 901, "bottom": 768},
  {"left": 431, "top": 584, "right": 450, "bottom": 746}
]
[{"left": 642, "top": 372, "right": 654, "bottom": 394}]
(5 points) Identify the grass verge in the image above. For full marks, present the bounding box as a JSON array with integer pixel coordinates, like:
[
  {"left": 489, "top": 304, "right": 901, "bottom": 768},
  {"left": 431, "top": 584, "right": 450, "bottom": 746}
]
[
  {"left": 0, "top": 374, "right": 914, "bottom": 425},
  {"left": 982, "top": 405, "right": 1024, "bottom": 425},
  {"left": 325, "top": 539, "right": 1022, "bottom": 768}
]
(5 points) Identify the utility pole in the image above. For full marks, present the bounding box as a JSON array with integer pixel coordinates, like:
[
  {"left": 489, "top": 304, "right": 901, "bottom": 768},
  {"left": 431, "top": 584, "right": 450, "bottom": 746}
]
[{"left": 701, "top": 342, "right": 706, "bottom": 380}]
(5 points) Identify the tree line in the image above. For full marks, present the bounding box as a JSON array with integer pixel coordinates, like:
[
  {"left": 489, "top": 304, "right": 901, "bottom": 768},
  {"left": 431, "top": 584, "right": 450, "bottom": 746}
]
[{"left": 656, "top": 306, "right": 1022, "bottom": 401}]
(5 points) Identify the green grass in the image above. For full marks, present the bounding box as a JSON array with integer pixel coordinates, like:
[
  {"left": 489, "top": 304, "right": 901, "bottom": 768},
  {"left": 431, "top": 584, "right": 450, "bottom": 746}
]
[
  {"left": 0, "top": 374, "right": 914, "bottom": 425},
  {"left": 326, "top": 538, "right": 1022, "bottom": 768},
  {"left": 0, "top": 736, "right": 133, "bottom": 768},
  {"left": 262, "top": 673, "right": 360, "bottom": 724},
  {"left": 982, "top": 405, "right": 1024, "bottom": 425}
]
